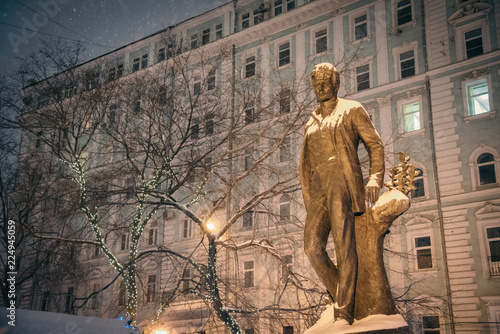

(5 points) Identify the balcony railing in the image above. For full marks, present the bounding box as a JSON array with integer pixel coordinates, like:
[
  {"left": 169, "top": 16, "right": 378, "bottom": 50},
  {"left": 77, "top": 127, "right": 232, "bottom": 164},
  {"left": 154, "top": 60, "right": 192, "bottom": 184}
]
[{"left": 489, "top": 256, "right": 500, "bottom": 277}]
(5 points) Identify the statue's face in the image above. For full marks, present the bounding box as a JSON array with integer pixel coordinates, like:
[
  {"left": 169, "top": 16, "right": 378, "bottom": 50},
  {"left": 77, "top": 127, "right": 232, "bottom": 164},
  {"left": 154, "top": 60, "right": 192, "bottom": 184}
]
[{"left": 312, "top": 76, "right": 336, "bottom": 102}]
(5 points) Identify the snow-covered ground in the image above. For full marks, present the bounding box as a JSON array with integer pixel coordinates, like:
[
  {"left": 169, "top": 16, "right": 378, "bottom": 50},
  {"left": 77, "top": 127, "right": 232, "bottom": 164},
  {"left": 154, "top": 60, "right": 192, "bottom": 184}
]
[
  {"left": 304, "top": 305, "right": 408, "bottom": 334},
  {"left": 0, "top": 307, "right": 134, "bottom": 334}
]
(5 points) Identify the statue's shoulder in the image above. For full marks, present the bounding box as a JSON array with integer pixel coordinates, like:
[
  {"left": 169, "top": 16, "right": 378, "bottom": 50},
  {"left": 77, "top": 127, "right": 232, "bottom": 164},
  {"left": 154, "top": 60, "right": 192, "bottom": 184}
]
[{"left": 338, "top": 98, "right": 364, "bottom": 111}]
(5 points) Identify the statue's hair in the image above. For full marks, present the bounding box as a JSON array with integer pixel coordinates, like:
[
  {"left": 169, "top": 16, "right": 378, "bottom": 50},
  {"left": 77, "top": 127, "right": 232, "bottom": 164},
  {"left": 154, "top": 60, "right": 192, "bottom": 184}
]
[{"left": 310, "top": 63, "right": 340, "bottom": 92}]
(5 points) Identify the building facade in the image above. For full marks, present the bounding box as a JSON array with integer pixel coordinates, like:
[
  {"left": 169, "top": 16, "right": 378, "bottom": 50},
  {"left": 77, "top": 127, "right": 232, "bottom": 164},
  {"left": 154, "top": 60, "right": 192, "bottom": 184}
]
[{"left": 18, "top": 0, "right": 500, "bottom": 333}]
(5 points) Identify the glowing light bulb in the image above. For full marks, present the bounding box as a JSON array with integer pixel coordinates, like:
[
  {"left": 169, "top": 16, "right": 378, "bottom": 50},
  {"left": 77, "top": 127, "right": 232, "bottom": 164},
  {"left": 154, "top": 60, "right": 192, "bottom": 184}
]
[{"left": 207, "top": 222, "right": 216, "bottom": 230}]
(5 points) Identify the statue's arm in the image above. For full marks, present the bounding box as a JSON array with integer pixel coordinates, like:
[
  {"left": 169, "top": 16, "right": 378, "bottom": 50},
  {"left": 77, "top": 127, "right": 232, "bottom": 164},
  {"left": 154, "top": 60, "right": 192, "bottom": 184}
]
[{"left": 299, "top": 135, "right": 311, "bottom": 211}]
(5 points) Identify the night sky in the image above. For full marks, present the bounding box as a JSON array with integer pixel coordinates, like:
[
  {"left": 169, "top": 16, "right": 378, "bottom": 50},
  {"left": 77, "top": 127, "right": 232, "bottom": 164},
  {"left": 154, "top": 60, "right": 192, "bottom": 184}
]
[{"left": 0, "top": 0, "right": 228, "bottom": 75}]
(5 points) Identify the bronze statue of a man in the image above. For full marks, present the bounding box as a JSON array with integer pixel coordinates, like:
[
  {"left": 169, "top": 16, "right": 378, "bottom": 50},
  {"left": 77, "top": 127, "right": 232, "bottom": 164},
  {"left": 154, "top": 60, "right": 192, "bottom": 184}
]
[{"left": 300, "top": 63, "right": 385, "bottom": 324}]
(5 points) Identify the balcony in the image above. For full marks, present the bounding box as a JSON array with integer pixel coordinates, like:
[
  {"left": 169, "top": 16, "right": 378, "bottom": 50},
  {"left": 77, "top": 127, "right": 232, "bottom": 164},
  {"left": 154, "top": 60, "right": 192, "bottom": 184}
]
[{"left": 489, "top": 256, "right": 500, "bottom": 277}]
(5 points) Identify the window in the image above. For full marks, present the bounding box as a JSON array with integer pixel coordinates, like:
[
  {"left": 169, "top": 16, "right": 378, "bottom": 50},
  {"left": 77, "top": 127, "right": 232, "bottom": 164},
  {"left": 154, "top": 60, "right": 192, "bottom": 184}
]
[
  {"left": 245, "top": 56, "right": 256, "bottom": 78},
  {"left": 158, "top": 47, "right": 166, "bottom": 62},
  {"left": 410, "top": 168, "right": 425, "bottom": 198},
  {"left": 107, "top": 64, "right": 123, "bottom": 81},
  {"left": 118, "top": 282, "right": 126, "bottom": 306},
  {"left": 244, "top": 261, "right": 254, "bottom": 288},
  {"left": 141, "top": 54, "right": 148, "bottom": 69},
  {"left": 280, "top": 137, "right": 291, "bottom": 162},
  {"left": 314, "top": 29, "right": 327, "bottom": 54},
  {"left": 465, "top": 78, "right": 490, "bottom": 116},
  {"left": 286, "top": 0, "right": 295, "bottom": 11},
  {"left": 148, "top": 227, "right": 158, "bottom": 245},
  {"left": 354, "top": 13, "right": 368, "bottom": 40},
  {"left": 146, "top": 275, "right": 156, "bottom": 303},
  {"left": 109, "top": 104, "right": 117, "bottom": 125},
  {"left": 207, "top": 69, "right": 216, "bottom": 91},
  {"left": 121, "top": 233, "right": 130, "bottom": 250},
  {"left": 244, "top": 149, "right": 253, "bottom": 171},
  {"left": 41, "top": 292, "right": 50, "bottom": 311},
  {"left": 85, "top": 71, "right": 99, "bottom": 90},
  {"left": 465, "top": 28, "right": 483, "bottom": 59},
  {"left": 245, "top": 101, "right": 255, "bottom": 124},
  {"left": 243, "top": 211, "right": 253, "bottom": 228},
  {"left": 167, "top": 41, "right": 175, "bottom": 58},
  {"left": 396, "top": 0, "right": 412, "bottom": 26},
  {"left": 356, "top": 64, "right": 370, "bottom": 91},
  {"left": 65, "top": 287, "right": 74, "bottom": 313},
  {"left": 94, "top": 244, "right": 101, "bottom": 258},
  {"left": 215, "top": 23, "right": 223, "bottom": 40},
  {"left": 254, "top": 9, "right": 262, "bottom": 25},
  {"left": 401, "top": 101, "right": 421, "bottom": 132},
  {"left": 283, "top": 326, "right": 294, "bottom": 334},
  {"left": 245, "top": 329, "right": 255, "bottom": 334},
  {"left": 35, "top": 131, "right": 42, "bottom": 148},
  {"left": 274, "top": 0, "right": 283, "bottom": 16},
  {"left": 279, "top": 194, "right": 290, "bottom": 222},
  {"left": 281, "top": 255, "right": 292, "bottom": 283},
  {"left": 183, "top": 219, "right": 193, "bottom": 239},
  {"left": 190, "top": 118, "right": 199, "bottom": 140},
  {"left": 134, "top": 95, "right": 141, "bottom": 113},
  {"left": 193, "top": 75, "right": 201, "bottom": 95},
  {"left": 205, "top": 114, "right": 214, "bottom": 135},
  {"left": 477, "top": 153, "right": 497, "bottom": 185},
  {"left": 64, "top": 83, "right": 76, "bottom": 98},
  {"left": 422, "top": 316, "right": 440, "bottom": 333},
  {"left": 278, "top": 42, "right": 290, "bottom": 67},
  {"left": 132, "top": 57, "right": 140, "bottom": 72},
  {"left": 182, "top": 268, "right": 191, "bottom": 293},
  {"left": 202, "top": 29, "right": 210, "bottom": 45},
  {"left": 400, "top": 50, "right": 415, "bottom": 78},
  {"left": 242, "top": 13, "right": 250, "bottom": 29},
  {"left": 415, "top": 236, "right": 432, "bottom": 269},
  {"left": 487, "top": 226, "right": 500, "bottom": 277},
  {"left": 191, "top": 34, "right": 198, "bottom": 49},
  {"left": 279, "top": 89, "right": 291, "bottom": 114},
  {"left": 91, "top": 283, "right": 100, "bottom": 309}
]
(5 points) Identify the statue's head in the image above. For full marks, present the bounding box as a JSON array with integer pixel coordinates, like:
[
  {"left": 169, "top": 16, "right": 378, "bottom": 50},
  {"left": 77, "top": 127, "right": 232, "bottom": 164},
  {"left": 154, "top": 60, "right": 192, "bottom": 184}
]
[{"left": 310, "top": 63, "right": 340, "bottom": 102}]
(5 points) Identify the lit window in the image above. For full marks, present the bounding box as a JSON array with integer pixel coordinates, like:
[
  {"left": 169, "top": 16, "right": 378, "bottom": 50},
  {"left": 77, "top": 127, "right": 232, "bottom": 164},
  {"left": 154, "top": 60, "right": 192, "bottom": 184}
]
[
  {"left": 410, "top": 168, "right": 425, "bottom": 198},
  {"left": 280, "top": 137, "right": 291, "bottom": 162},
  {"left": 465, "top": 28, "right": 483, "bottom": 59},
  {"left": 132, "top": 57, "right": 140, "bottom": 72},
  {"left": 158, "top": 47, "right": 166, "bottom": 62},
  {"left": 396, "top": 0, "right": 412, "bottom": 26},
  {"left": 243, "top": 210, "right": 253, "bottom": 228},
  {"left": 245, "top": 56, "right": 256, "bottom": 78},
  {"left": 193, "top": 76, "right": 201, "bottom": 95},
  {"left": 279, "top": 194, "right": 290, "bottom": 222},
  {"left": 202, "top": 29, "right": 210, "bottom": 45},
  {"left": 121, "top": 233, "right": 130, "bottom": 250},
  {"left": 191, "top": 34, "right": 198, "bottom": 49},
  {"left": 146, "top": 275, "right": 156, "bottom": 303},
  {"left": 422, "top": 316, "right": 439, "bottom": 333},
  {"left": 401, "top": 101, "right": 421, "bottom": 132},
  {"left": 278, "top": 42, "right": 290, "bottom": 67},
  {"left": 242, "top": 13, "right": 250, "bottom": 29},
  {"left": 207, "top": 69, "right": 216, "bottom": 91},
  {"left": 400, "top": 50, "right": 415, "bottom": 78},
  {"left": 354, "top": 13, "right": 368, "bottom": 40},
  {"left": 465, "top": 78, "right": 490, "bottom": 116},
  {"left": 486, "top": 226, "right": 500, "bottom": 277},
  {"left": 215, "top": 23, "right": 223, "bottom": 40},
  {"left": 281, "top": 255, "right": 293, "bottom": 283},
  {"left": 279, "top": 89, "right": 291, "bottom": 114},
  {"left": 148, "top": 228, "right": 158, "bottom": 245},
  {"left": 415, "top": 236, "right": 432, "bottom": 269},
  {"left": 245, "top": 101, "right": 255, "bottom": 124},
  {"left": 244, "top": 261, "right": 254, "bottom": 288},
  {"left": 477, "top": 153, "right": 497, "bottom": 185},
  {"left": 141, "top": 53, "right": 148, "bottom": 69},
  {"left": 274, "top": 0, "right": 283, "bottom": 16},
  {"left": 315, "top": 29, "right": 327, "bottom": 54},
  {"left": 356, "top": 64, "right": 370, "bottom": 91}
]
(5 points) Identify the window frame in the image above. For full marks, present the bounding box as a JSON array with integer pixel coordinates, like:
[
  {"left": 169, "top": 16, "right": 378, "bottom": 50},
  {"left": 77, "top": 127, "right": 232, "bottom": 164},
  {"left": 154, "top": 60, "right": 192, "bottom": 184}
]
[
  {"left": 355, "top": 63, "right": 370, "bottom": 92},
  {"left": 475, "top": 204, "right": 500, "bottom": 279},
  {"left": 202, "top": 28, "right": 210, "bottom": 45},
  {"left": 277, "top": 40, "right": 291, "bottom": 68},
  {"left": 351, "top": 10, "right": 369, "bottom": 42},
  {"left": 455, "top": 19, "right": 490, "bottom": 61},
  {"left": 393, "top": 0, "right": 415, "bottom": 28},
  {"left": 242, "top": 210, "right": 254, "bottom": 229},
  {"left": 279, "top": 194, "right": 291, "bottom": 222},
  {"left": 245, "top": 55, "right": 256, "bottom": 78},
  {"left": 245, "top": 101, "right": 255, "bottom": 124},
  {"left": 279, "top": 136, "right": 291, "bottom": 163},
  {"left": 243, "top": 260, "right": 255, "bottom": 288},
  {"left": 121, "top": 232, "right": 130, "bottom": 251},
  {"left": 397, "top": 95, "right": 424, "bottom": 135},
  {"left": 215, "top": 23, "right": 223, "bottom": 40},
  {"left": 145, "top": 274, "right": 156, "bottom": 303},
  {"left": 462, "top": 76, "right": 493, "bottom": 121},
  {"left": 421, "top": 315, "right": 440, "bottom": 333},
  {"left": 469, "top": 147, "right": 500, "bottom": 190},
  {"left": 279, "top": 88, "right": 291, "bottom": 114},
  {"left": 313, "top": 27, "right": 328, "bottom": 55},
  {"left": 182, "top": 218, "right": 194, "bottom": 239}
]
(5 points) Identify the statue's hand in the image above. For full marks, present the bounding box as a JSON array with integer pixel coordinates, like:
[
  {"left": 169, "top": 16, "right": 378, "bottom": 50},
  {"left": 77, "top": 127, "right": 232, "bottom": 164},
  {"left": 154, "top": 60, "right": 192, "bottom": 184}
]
[{"left": 365, "top": 179, "right": 380, "bottom": 205}]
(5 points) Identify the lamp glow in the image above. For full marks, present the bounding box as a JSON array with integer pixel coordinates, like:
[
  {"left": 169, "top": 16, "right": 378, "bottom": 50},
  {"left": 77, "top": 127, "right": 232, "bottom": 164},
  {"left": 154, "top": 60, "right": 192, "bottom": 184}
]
[
  {"left": 154, "top": 330, "right": 169, "bottom": 334},
  {"left": 207, "top": 222, "right": 216, "bottom": 230}
]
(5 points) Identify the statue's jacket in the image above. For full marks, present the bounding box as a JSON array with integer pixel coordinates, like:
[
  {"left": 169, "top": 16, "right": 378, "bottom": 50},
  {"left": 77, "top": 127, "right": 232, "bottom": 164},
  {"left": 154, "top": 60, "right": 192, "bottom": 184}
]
[{"left": 299, "top": 98, "right": 385, "bottom": 215}]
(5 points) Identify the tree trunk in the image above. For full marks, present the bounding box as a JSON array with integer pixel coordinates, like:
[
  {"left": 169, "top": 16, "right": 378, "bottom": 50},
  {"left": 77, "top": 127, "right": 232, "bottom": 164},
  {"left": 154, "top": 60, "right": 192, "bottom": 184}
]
[{"left": 354, "top": 189, "right": 410, "bottom": 320}]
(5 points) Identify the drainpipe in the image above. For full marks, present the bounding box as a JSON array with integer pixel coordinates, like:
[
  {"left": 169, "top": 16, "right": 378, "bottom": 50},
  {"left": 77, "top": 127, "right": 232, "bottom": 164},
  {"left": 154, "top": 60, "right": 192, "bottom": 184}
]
[{"left": 421, "top": 0, "right": 455, "bottom": 331}]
